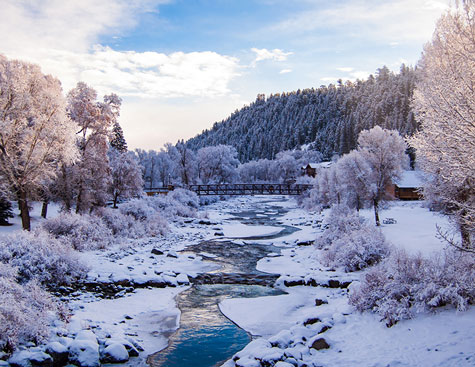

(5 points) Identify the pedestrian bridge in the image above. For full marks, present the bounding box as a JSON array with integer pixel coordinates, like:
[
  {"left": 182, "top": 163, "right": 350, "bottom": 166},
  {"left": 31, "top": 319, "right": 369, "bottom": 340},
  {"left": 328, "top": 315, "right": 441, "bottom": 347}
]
[{"left": 187, "top": 183, "right": 312, "bottom": 196}]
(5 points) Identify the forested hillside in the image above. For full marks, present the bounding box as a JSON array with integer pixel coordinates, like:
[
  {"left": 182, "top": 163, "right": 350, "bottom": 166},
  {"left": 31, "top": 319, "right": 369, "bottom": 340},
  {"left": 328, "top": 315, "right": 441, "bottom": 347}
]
[{"left": 187, "top": 65, "right": 418, "bottom": 161}]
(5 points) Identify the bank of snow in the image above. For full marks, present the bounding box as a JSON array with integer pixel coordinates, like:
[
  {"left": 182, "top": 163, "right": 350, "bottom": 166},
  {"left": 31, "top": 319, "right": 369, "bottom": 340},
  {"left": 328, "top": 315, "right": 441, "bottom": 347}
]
[{"left": 219, "top": 200, "right": 475, "bottom": 367}]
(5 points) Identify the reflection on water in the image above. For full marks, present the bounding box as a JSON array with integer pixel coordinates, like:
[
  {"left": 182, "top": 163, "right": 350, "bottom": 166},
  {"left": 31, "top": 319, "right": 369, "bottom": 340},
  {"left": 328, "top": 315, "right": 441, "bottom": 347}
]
[{"left": 148, "top": 285, "right": 285, "bottom": 367}]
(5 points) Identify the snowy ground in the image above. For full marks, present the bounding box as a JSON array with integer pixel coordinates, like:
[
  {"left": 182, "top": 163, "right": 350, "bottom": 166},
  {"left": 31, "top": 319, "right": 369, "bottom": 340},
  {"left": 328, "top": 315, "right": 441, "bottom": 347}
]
[{"left": 1, "top": 197, "right": 473, "bottom": 366}]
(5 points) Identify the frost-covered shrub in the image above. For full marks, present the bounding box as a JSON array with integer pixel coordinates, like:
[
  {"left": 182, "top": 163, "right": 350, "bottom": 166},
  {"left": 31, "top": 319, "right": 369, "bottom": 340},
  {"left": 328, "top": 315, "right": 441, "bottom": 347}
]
[
  {"left": 350, "top": 249, "right": 475, "bottom": 326},
  {"left": 119, "top": 198, "right": 155, "bottom": 221},
  {"left": 145, "top": 194, "right": 196, "bottom": 219},
  {"left": 317, "top": 205, "right": 390, "bottom": 271},
  {"left": 41, "top": 212, "right": 113, "bottom": 251},
  {"left": 0, "top": 230, "right": 87, "bottom": 286},
  {"left": 143, "top": 212, "right": 169, "bottom": 236},
  {"left": 0, "top": 264, "right": 64, "bottom": 352},
  {"left": 322, "top": 226, "right": 390, "bottom": 272},
  {"left": 167, "top": 188, "right": 199, "bottom": 209},
  {"left": 95, "top": 207, "right": 143, "bottom": 238}
]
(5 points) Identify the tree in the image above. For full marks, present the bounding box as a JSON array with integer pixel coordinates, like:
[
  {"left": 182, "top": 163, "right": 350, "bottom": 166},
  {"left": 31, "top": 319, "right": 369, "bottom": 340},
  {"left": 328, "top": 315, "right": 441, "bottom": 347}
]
[
  {"left": 175, "top": 141, "right": 197, "bottom": 186},
  {"left": 110, "top": 121, "right": 128, "bottom": 153},
  {"left": 410, "top": 1, "right": 475, "bottom": 249},
  {"left": 357, "top": 126, "right": 407, "bottom": 226},
  {"left": 0, "top": 192, "right": 13, "bottom": 226},
  {"left": 66, "top": 83, "right": 119, "bottom": 213},
  {"left": 196, "top": 145, "right": 239, "bottom": 184},
  {"left": 108, "top": 149, "right": 143, "bottom": 208},
  {"left": 0, "top": 55, "right": 78, "bottom": 230}
]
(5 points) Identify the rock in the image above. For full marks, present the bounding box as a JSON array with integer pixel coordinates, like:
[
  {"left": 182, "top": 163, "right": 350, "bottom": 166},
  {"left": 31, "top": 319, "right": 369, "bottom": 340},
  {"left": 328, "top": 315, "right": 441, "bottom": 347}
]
[
  {"left": 303, "top": 317, "right": 321, "bottom": 326},
  {"left": 151, "top": 248, "right": 164, "bottom": 255},
  {"left": 198, "top": 219, "right": 211, "bottom": 225},
  {"left": 68, "top": 339, "right": 100, "bottom": 367},
  {"left": 315, "top": 298, "right": 328, "bottom": 306},
  {"left": 100, "top": 343, "right": 129, "bottom": 364},
  {"left": 104, "top": 338, "right": 139, "bottom": 357},
  {"left": 45, "top": 342, "right": 69, "bottom": 366},
  {"left": 310, "top": 338, "right": 330, "bottom": 350},
  {"left": 296, "top": 240, "right": 314, "bottom": 246},
  {"left": 214, "top": 232, "right": 224, "bottom": 236},
  {"left": 124, "top": 315, "right": 133, "bottom": 320},
  {"left": 9, "top": 351, "right": 53, "bottom": 367},
  {"left": 166, "top": 251, "right": 178, "bottom": 258},
  {"left": 176, "top": 273, "right": 190, "bottom": 285}
]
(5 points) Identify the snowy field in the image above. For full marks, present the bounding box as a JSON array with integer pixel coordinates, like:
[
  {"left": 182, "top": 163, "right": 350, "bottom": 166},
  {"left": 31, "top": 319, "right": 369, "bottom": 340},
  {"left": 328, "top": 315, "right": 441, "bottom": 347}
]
[{"left": 1, "top": 196, "right": 473, "bottom": 367}]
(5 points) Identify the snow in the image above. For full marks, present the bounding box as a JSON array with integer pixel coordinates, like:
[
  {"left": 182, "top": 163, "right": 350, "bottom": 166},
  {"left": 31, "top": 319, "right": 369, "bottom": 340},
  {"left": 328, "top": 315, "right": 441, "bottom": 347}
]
[
  {"left": 220, "top": 223, "right": 283, "bottom": 238},
  {"left": 396, "top": 170, "right": 425, "bottom": 188},
  {"left": 69, "top": 287, "right": 182, "bottom": 354},
  {"left": 1, "top": 195, "right": 473, "bottom": 367}
]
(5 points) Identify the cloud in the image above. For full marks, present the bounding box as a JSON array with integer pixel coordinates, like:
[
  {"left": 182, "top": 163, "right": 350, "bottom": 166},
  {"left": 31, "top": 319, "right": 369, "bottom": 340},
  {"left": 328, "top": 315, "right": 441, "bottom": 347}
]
[
  {"left": 35, "top": 46, "right": 241, "bottom": 98},
  {"left": 279, "top": 69, "right": 292, "bottom": 74},
  {"left": 251, "top": 48, "right": 293, "bottom": 65},
  {"left": 269, "top": 0, "right": 450, "bottom": 44},
  {"left": 0, "top": 0, "right": 240, "bottom": 98}
]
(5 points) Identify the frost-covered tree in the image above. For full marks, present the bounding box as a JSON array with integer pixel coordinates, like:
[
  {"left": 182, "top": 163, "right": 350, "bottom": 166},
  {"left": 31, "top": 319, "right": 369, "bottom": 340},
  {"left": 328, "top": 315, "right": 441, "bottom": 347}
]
[
  {"left": 108, "top": 149, "right": 144, "bottom": 208},
  {"left": 275, "top": 151, "right": 298, "bottom": 183},
  {"left": 357, "top": 126, "right": 407, "bottom": 226},
  {"left": 175, "top": 141, "right": 197, "bottom": 186},
  {"left": 196, "top": 145, "right": 239, "bottom": 184},
  {"left": 66, "top": 83, "right": 119, "bottom": 213},
  {"left": 336, "top": 150, "right": 372, "bottom": 211},
  {"left": 110, "top": 121, "right": 128, "bottom": 153},
  {"left": 0, "top": 55, "right": 78, "bottom": 230},
  {"left": 410, "top": 1, "right": 475, "bottom": 249}
]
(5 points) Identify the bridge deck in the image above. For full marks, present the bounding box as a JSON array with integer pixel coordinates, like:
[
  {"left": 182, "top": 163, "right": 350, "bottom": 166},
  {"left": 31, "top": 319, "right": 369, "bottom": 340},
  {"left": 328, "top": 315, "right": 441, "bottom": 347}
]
[{"left": 188, "top": 183, "right": 312, "bottom": 196}]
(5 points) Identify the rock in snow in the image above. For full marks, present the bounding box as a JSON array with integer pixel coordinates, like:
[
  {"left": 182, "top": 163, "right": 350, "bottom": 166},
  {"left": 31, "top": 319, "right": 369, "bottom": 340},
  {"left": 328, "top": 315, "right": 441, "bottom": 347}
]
[{"left": 100, "top": 343, "right": 129, "bottom": 364}]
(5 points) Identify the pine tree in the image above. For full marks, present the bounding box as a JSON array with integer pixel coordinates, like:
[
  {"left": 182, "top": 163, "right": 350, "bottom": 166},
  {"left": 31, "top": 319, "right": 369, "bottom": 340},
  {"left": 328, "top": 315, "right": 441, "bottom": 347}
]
[
  {"left": 110, "top": 121, "right": 128, "bottom": 153},
  {"left": 0, "top": 193, "right": 13, "bottom": 226}
]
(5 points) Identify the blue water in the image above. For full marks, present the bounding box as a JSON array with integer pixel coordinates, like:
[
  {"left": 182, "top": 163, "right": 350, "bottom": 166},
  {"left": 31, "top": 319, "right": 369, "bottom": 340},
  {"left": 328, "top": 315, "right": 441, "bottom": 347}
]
[{"left": 149, "top": 284, "right": 285, "bottom": 367}]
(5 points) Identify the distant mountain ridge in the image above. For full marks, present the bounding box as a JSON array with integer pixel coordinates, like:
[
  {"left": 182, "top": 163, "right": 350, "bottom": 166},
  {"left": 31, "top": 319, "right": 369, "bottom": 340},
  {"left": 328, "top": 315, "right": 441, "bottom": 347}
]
[{"left": 186, "top": 65, "right": 418, "bottom": 162}]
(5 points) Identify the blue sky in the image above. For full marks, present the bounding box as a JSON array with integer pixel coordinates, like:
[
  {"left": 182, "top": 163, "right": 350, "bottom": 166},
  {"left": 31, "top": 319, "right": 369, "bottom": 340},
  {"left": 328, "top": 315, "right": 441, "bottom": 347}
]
[{"left": 0, "top": 0, "right": 450, "bottom": 150}]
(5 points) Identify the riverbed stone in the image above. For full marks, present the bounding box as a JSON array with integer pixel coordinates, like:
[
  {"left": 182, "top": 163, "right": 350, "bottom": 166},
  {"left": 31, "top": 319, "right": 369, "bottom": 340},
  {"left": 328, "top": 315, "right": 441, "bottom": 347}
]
[
  {"left": 68, "top": 339, "right": 100, "bottom": 367},
  {"left": 100, "top": 343, "right": 129, "bottom": 364},
  {"left": 9, "top": 350, "right": 53, "bottom": 367},
  {"left": 45, "top": 342, "right": 69, "bottom": 366},
  {"left": 310, "top": 338, "right": 330, "bottom": 350},
  {"left": 151, "top": 248, "right": 164, "bottom": 255}
]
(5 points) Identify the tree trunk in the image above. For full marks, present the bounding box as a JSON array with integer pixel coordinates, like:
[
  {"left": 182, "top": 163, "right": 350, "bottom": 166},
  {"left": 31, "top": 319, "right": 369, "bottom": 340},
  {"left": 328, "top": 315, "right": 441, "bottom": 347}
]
[
  {"left": 460, "top": 222, "right": 471, "bottom": 249},
  {"left": 41, "top": 200, "right": 48, "bottom": 219},
  {"left": 18, "top": 189, "right": 31, "bottom": 231},
  {"left": 113, "top": 192, "right": 118, "bottom": 208},
  {"left": 373, "top": 198, "right": 380, "bottom": 226}
]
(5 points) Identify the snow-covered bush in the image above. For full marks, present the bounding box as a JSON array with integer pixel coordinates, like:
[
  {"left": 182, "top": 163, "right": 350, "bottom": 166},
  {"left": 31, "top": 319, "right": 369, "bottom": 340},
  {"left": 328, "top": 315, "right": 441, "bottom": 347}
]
[
  {"left": 145, "top": 193, "right": 196, "bottom": 219},
  {"left": 41, "top": 212, "right": 113, "bottom": 251},
  {"left": 119, "top": 199, "right": 155, "bottom": 221},
  {"left": 0, "top": 264, "right": 64, "bottom": 352},
  {"left": 322, "top": 226, "right": 390, "bottom": 272},
  {"left": 350, "top": 249, "right": 475, "bottom": 326},
  {"left": 94, "top": 207, "right": 139, "bottom": 237},
  {"left": 317, "top": 205, "right": 390, "bottom": 271},
  {"left": 0, "top": 230, "right": 87, "bottom": 286},
  {"left": 167, "top": 188, "right": 199, "bottom": 209}
]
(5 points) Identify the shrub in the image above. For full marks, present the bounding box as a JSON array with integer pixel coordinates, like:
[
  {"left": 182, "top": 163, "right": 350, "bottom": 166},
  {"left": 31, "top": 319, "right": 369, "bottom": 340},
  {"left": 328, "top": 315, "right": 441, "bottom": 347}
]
[
  {"left": 0, "top": 264, "right": 64, "bottom": 352},
  {"left": 350, "top": 249, "right": 475, "bottom": 326},
  {"left": 0, "top": 230, "right": 87, "bottom": 286},
  {"left": 322, "top": 226, "right": 390, "bottom": 272},
  {"left": 94, "top": 207, "right": 144, "bottom": 238},
  {"left": 167, "top": 188, "right": 199, "bottom": 209},
  {"left": 316, "top": 205, "right": 390, "bottom": 271},
  {"left": 41, "top": 212, "right": 113, "bottom": 251},
  {"left": 119, "top": 199, "right": 155, "bottom": 221}
]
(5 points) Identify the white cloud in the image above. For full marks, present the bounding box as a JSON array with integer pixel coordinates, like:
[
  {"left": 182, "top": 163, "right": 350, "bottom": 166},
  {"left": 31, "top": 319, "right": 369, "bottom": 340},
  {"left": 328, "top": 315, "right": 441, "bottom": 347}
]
[
  {"left": 336, "top": 67, "right": 354, "bottom": 72},
  {"left": 36, "top": 46, "right": 241, "bottom": 98},
  {"left": 279, "top": 69, "right": 292, "bottom": 74},
  {"left": 251, "top": 48, "right": 293, "bottom": 65},
  {"left": 270, "top": 0, "right": 450, "bottom": 43},
  {"left": 0, "top": 1, "right": 240, "bottom": 98}
]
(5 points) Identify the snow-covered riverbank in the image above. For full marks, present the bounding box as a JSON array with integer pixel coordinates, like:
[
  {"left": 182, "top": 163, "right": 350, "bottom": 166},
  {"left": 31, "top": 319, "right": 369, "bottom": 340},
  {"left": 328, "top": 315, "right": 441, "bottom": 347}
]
[{"left": 2, "top": 196, "right": 474, "bottom": 367}]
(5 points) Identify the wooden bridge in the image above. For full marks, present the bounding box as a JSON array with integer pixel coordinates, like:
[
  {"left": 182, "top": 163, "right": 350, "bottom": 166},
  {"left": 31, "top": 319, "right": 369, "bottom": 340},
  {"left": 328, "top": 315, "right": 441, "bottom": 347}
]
[{"left": 187, "top": 183, "right": 312, "bottom": 196}]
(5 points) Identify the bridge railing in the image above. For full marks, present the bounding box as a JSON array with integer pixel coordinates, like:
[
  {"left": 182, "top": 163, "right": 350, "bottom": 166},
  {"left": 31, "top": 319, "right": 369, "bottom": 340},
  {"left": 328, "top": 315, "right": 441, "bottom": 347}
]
[{"left": 187, "top": 183, "right": 312, "bottom": 196}]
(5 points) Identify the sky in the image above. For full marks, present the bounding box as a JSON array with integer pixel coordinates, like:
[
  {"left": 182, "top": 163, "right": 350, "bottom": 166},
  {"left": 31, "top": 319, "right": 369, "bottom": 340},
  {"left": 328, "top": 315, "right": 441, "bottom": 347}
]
[{"left": 0, "top": 0, "right": 451, "bottom": 151}]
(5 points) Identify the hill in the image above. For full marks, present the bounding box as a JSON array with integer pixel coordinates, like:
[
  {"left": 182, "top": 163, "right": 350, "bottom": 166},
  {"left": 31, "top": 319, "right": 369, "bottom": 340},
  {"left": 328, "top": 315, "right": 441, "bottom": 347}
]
[{"left": 186, "top": 65, "right": 418, "bottom": 162}]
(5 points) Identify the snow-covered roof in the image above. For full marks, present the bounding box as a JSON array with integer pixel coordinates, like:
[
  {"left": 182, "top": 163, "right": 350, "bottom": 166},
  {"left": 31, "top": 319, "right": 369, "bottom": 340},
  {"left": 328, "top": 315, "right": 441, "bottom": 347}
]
[{"left": 396, "top": 170, "right": 424, "bottom": 188}]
